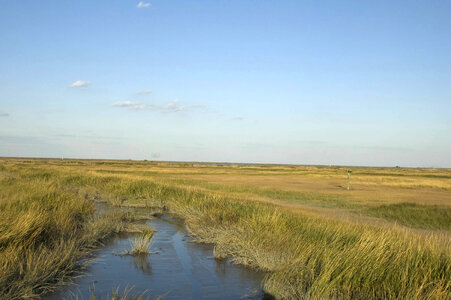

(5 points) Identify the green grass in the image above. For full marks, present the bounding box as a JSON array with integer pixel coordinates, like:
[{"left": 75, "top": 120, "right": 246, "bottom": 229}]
[
  {"left": 356, "top": 172, "right": 451, "bottom": 179},
  {"left": 163, "top": 179, "right": 353, "bottom": 208},
  {"left": 367, "top": 203, "right": 451, "bottom": 230}
]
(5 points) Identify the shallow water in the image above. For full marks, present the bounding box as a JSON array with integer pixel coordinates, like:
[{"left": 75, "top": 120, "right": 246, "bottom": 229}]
[{"left": 44, "top": 215, "right": 267, "bottom": 299}]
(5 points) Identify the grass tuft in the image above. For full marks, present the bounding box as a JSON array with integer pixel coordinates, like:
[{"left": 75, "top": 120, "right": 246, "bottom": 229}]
[{"left": 129, "top": 232, "right": 154, "bottom": 256}]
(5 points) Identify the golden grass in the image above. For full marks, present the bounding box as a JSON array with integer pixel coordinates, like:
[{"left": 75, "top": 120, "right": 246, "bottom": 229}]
[
  {"left": 0, "top": 158, "right": 450, "bottom": 299},
  {"left": 131, "top": 232, "right": 154, "bottom": 255},
  {"left": 121, "top": 231, "right": 155, "bottom": 256},
  {"left": 0, "top": 162, "right": 153, "bottom": 299}
]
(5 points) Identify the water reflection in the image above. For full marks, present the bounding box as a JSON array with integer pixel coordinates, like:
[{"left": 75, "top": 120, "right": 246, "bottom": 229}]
[
  {"left": 132, "top": 254, "right": 152, "bottom": 275},
  {"left": 44, "top": 214, "right": 267, "bottom": 300}
]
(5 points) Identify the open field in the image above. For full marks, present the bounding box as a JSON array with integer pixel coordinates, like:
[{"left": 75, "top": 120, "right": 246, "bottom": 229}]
[{"left": 0, "top": 158, "right": 450, "bottom": 299}]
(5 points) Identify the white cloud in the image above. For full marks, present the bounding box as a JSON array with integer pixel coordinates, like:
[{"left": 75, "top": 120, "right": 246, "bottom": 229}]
[
  {"left": 153, "top": 99, "right": 187, "bottom": 113},
  {"left": 112, "top": 99, "right": 192, "bottom": 113},
  {"left": 112, "top": 101, "right": 146, "bottom": 110},
  {"left": 136, "top": 90, "right": 153, "bottom": 96},
  {"left": 137, "top": 2, "right": 151, "bottom": 8},
  {"left": 70, "top": 80, "right": 92, "bottom": 88}
]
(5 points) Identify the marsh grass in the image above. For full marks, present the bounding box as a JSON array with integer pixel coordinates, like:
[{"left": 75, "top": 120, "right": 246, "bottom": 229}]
[
  {"left": 0, "top": 165, "right": 153, "bottom": 299},
  {"left": 130, "top": 232, "right": 154, "bottom": 256},
  {"left": 367, "top": 202, "right": 451, "bottom": 230},
  {"left": 118, "top": 231, "right": 155, "bottom": 256},
  {"left": 1, "top": 158, "right": 450, "bottom": 299},
  {"left": 167, "top": 179, "right": 353, "bottom": 208},
  {"left": 109, "top": 181, "right": 451, "bottom": 298},
  {"left": 70, "top": 173, "right": 449, "bottom": 299}
]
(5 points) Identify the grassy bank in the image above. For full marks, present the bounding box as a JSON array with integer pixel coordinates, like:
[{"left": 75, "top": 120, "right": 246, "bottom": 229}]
[
  {"left": 1, "top": 158, "right": 450, "bottom": 299},
  {"left": 82, "top": 177, "right": 451, "bottom": 299},
  {"left": 0, "top": 164, "right": 151, "bottom": 299}
]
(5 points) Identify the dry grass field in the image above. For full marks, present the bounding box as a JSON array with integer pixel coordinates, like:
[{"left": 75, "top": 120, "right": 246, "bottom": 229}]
[{"left": 0, "top": 158, "right": 450, "bottom": 299}]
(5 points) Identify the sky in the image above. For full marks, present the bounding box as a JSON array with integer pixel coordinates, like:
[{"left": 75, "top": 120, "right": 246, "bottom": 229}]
[{"left": 0, "top": 0, "right": 450, "bottom": 167}]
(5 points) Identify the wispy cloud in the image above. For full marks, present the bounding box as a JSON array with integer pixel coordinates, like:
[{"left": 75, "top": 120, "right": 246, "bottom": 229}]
[
  {"left": 137, "top": 2, "right": 151, "bottom": 8},
  {"left": 0, "top": 112, "right": 9, "bottom": 117},
  {"left": 70, "top": 80, "right": 92, "bottom": 88},
  {"left": 112, "top": 101, "right": 146, "bottom": 110},
  {"left": 157, "top": 99, "right": 187, "bottom": 113},
  {"left": 111, "top": 99, "right": 204, "bottom": 113},
  {"left": 136, "top": 90, "right": 152, "bottom": 96}
]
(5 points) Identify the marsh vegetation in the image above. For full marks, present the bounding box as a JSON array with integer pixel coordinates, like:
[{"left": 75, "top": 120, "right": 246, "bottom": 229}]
[
  {"left": 118, "top": 231, "right": 155, "bottom": 256},
  {"left": 0, "top": 158, "right": 450, "bottom": 299}
]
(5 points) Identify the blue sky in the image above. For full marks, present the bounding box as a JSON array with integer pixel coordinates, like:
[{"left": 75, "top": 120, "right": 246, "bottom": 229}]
[{"left": 0, "top": 0, "right": 450, "bottom": 167}]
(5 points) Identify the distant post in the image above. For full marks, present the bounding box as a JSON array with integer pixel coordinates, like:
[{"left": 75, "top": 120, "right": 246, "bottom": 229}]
[{"left": 347, "top": 169, "right": 352, "bottom": 190}]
